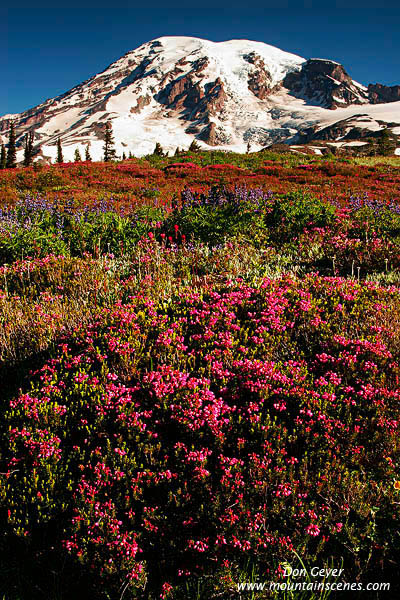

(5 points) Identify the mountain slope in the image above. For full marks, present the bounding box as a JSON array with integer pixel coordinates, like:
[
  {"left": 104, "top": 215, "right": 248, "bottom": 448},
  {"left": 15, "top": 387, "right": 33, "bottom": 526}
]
[{"left": 1, "top": 36, "right": 399, "bottom": 161}]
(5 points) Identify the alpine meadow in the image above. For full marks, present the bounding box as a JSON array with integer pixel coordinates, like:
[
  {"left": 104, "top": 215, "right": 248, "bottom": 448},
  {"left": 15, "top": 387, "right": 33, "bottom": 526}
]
[{"left": 1, "top": 30, "right": 400, "bottom": 600}]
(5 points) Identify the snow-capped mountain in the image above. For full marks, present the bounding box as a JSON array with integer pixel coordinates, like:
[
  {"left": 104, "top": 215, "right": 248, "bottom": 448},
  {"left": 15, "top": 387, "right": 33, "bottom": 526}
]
[{"left": 1, "top": 36, "right": 399, "bottom": 161}]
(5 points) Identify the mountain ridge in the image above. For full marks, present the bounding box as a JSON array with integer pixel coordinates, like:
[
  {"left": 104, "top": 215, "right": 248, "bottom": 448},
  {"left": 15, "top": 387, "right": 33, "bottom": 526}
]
[{"left": 1, "top": 36, "right": 399, "bottom": 161}]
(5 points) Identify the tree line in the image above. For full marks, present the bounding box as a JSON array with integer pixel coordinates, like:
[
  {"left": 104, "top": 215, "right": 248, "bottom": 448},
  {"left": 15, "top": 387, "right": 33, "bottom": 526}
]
[
  {"left": 0, "top": 119, "right": 205, "bottom": 169},
  {"left": 1, "top": 118, "right": 397, "bottom": 169}
]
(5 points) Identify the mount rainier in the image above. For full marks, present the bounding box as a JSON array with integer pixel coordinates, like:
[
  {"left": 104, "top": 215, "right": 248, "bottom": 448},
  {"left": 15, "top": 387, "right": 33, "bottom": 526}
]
[{"left": 1, "top": 36, "right": 399, "bottom": 161}]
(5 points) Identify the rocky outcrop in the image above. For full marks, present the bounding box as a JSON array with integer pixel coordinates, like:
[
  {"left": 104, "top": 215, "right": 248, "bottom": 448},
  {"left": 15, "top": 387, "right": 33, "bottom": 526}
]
[
  {"left": 368, "top": 83, "right": 400, "bottom": 104},
  {"left": 130, "top": 95, "right": 152, "bottom": 113},
  {"left": 157, "top": 56, "right": 209, "bottom": 105},
  {"left": 192, "top": 57, "right": 209, "bottom": 74},
  {"left": 198, "top": 122, "right": 218, "bottom": 145},
  {"left": 158, "top": 73, "right": 197, "bottom": 106},
  {"left": 86, "top": 120, "right": 110, "bottom": 141},
  {"left": 284, "top": 58, "right": 368, "bottom": 108},
  {"left": 297, "top": 114, "right": 399, "bottom": 144},
  {"left": 156, "top": 73, "right": 226, "bottom": 122},
  {"left": 191, "top": 78, "right": 226, "bottom": 118},
  {"left": 197, "top": 121, "right": 231, "bottom": 146},
  {"left": 0, "top": 117, "right": 16, "bottom": 133},
  {"left": 244, "top": 52, "right": 274, "bottom": 99},
  {"left": 159, "top": 66, "right": 186, "bottom": 88}
]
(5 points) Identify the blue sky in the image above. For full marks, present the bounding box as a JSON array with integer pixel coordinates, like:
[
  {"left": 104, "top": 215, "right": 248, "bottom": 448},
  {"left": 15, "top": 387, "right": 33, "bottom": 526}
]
[{"left": 2, "top": 0, "right": 399, "bottom": 115}]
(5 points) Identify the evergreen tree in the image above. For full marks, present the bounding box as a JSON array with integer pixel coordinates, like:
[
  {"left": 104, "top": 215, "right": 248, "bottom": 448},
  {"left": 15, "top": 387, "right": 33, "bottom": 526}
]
[
  {"left": 128, "top": 151, "right": 133, "bottom": 159},
  {"left": 122, "top": 151, "right": 126, "bottom": 160},
  {"left": 0, "top": 144, "right": 6, "bottom": 169},
  {"left": 366, "top": 137, "right": 377, "bottom": 157},
  {"left": 188, "top": 139, "right": 201, "bottom": 152},
  {"left": 6, "top": 121, "right": 17, "bottom": 168},
  {"left": 377, "top": 129, "right": 396, "bottom": 156},
  {"left": 23, "top": 131, "right": 34, "bottom": 167},
  {"left": 85, "top": 145, "right": 92, "bottom": 162},
  {"left": 56, "top": 138, "right": 64, "bottom": 163},
  {"left": 103, "top": 123, "right": 116, "bottom": 162},
  {"left": 174, "top": 147, "right": 181, "bottom": 156},
  {"left": 246, "top": 140, "right": 251, "bottom": 154},
  {"left": 153, "top": 142, "right": 165, "bottom": 156},
  {"left": 74, "top": 148, "right": 82, "bottom": 162}
]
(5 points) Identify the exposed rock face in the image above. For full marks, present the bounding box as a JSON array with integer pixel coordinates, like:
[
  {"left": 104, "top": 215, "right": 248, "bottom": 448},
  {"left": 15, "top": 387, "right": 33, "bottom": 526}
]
[
  {"left": 198, "top": 121, "right": 232, "bottom": 146},
  {"left": 244, "top": 52, "right": 274, "bottom": 99},
  {"left": 368, "top": 83, "right": 400, "bottom": 104},
  {"left": 87, "top": 120, "right": 111, "bottom": 141},
  {"left": 297, "top": 114, "right": 398, "bottom": 144},
  {"left": 191, "top": 57, "right": 209, "bottom": 74},
  {"left": 191, "top": 78, "right": 226, "bottom": 118},
  {"left": 158, "top": 73, "right": 198, "bottom": 107},
  {"left": 284, "top": 59, "right": 368, "bottom": 108},
  {"left": 198, "top": 122, "right": 218, "bottom": 145},
  {"left": 130, "top": 95, "right": 152, "bottom": 113},
  {"left": 0, "top": 117, "right": 16, "bottom": 133},
  {"left": 156, "top": 56, "right": 226, "bottom": 121}
]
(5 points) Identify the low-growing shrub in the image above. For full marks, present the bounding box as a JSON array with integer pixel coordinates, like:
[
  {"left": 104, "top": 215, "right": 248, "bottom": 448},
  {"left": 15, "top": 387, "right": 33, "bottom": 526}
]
[{"left": 2, "top": 276, "right": 400, "bottom": 598}]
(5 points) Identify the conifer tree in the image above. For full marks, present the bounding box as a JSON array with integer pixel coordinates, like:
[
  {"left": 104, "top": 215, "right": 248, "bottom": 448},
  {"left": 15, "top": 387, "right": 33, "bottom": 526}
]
[
  {"left": 0, "top": 144, "right": 6, "bottom": 169},
  {"left": 367, "top": 137, "right": 377, "bottom": 157},
  {"left": 377, "top": 129, "right": 395, "bottom": 156},
  {"left": 23, "top": 131, "right": 34, "bottom": 167},
  {"left": 174, "top": 147, "right": 181, "bottom": 156},
  {"left": 6, "top": 121, "right": 17, "bottom": 168},
  {"left": 56, "top": 138, "right": 64, "bottom": 163},
  {"left": 188, "top": 139, "right": 201, "bottom": 152},
  {"left": 74, "top": 147, "right": 82, "bottom": 162},
  {"left": 128, "top": 151, "right": 133, "bottom": 159},
  {"left": 103, "top": 123, "right": 116, "bottom": 162},
  {"left": 246, "top": 140, "right": 251, "bottom": 154},
  {"left": 153, "top": 142, "right": 164, "bottom": 156},
  {"left": 122, "top": 151, "right": 126, "bottom": 160},
  {"left": 85, "top": 145, "right": 92, "bottom": 162}
]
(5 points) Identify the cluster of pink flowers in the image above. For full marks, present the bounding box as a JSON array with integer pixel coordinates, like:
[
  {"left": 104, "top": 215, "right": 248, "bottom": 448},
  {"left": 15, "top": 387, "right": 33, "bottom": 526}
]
[{"left": 3, "top": 272, "right": 400, "bottom": 595}]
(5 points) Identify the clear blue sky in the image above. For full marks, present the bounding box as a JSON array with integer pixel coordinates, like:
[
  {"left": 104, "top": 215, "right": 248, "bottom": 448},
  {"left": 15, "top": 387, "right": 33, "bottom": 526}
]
[{"left": 2, "top": 0, "right": 399, "bottom": 115}]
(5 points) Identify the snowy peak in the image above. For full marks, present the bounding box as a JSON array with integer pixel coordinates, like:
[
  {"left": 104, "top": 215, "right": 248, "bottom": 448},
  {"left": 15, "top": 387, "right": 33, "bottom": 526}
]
[{"left": 1, "top": 36, "right": 399, "bottom": 161}]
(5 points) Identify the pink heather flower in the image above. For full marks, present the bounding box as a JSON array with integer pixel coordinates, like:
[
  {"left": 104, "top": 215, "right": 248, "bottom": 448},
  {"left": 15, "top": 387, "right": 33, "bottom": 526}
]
[
  {"left": 114, "top": 447, "right": 126, "bottom": 456},
  {"left": 160, "top": 582, "right": 173, "bottom": 598},
  {"left": 306, "top": 524, "right": 320, "bottom": 537},
  {"left": 188, "top": 539, "right": 209, "bottom": 552},
  {"left": 299, "top": 300, "right": 312, "bottom": 311}
]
